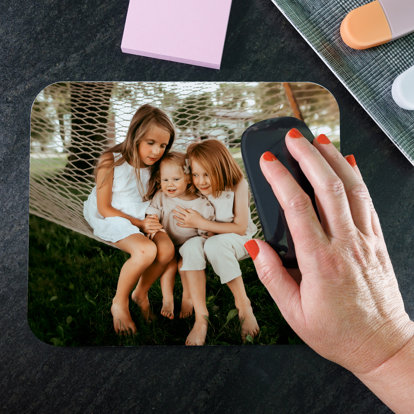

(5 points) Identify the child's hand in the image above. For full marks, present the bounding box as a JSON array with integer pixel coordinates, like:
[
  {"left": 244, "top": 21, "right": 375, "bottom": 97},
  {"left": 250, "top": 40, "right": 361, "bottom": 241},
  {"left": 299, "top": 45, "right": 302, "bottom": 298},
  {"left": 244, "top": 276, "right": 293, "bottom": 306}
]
[
  {"left": 141, "top": 215, "right": 163, "bottom": 233},
  {"left": 147, "top": 228, "right": 166, "bottom": 240},
  {"left": 173, "top": 206, "right": 204, "bottom": 229},
  {"left": 201, "top": 231, "right": 216, "bottom": 239}
]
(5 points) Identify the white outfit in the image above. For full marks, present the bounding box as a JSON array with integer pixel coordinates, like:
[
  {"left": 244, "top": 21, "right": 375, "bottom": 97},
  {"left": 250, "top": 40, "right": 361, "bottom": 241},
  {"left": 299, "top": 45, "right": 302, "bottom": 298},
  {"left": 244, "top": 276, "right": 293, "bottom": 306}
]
[
  {"left": 179, "top": 189, "right": 257, "bottom": 284},
  {"left": 146, "top": 190, "right": 215, "bottom": 246},
  {"left": 83, "top": 154, "right": 151, "bottom": 243}
]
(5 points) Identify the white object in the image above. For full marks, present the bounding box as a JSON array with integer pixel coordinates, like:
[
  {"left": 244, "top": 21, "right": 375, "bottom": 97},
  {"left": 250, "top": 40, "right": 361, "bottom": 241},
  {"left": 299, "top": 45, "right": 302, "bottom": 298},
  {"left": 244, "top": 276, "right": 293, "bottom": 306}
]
[
  {"left": 83, "top": 157, "right": 151, "bottom": 243},
  {"left": 392, "top": 65, "right": 414, "bottom": 110}
]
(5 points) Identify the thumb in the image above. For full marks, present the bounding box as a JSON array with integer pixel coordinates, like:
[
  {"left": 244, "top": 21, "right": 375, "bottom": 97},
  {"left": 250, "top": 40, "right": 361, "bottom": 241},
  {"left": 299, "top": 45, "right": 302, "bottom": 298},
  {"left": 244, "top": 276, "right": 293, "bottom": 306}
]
[{"left": 244, "top": 239, "right": 303, "bottom": 328}]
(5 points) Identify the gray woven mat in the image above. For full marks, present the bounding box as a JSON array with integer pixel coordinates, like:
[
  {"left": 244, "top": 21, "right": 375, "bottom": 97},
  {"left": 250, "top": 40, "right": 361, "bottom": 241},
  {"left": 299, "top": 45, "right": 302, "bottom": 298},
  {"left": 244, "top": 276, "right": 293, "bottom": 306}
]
[{"left": 272, "top": 0, "right": 414, "bottom": 165}]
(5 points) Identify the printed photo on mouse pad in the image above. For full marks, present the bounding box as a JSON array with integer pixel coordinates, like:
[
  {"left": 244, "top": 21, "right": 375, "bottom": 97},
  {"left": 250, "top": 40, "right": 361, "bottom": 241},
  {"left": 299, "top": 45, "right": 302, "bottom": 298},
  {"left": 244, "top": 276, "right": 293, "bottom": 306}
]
[{"left": 29, "top": 81, "right": 339, "bottom": 346}]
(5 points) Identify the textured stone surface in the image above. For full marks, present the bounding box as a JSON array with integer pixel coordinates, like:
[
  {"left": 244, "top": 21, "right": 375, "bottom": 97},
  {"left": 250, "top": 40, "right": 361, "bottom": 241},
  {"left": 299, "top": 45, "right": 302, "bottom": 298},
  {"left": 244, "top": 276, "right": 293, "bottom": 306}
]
[{"left": 1, "top": 0, "right": 411, "bottom": 412}]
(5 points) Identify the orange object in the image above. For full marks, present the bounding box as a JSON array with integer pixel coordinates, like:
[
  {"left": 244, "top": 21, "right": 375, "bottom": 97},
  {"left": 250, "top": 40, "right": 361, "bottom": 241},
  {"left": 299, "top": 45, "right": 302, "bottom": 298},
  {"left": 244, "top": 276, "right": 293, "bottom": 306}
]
[
  {"left": 244, "top": 240, "right": 260, "bottom": 261},
  {"left": 340, "top": 1, "right": 392, "bottom": 49},
  {"left": 315, "top": 134, "right": 331, "bottom": 144},
  {"left": 262, "top": 151, "right": 278, "bottom": 162},
  {"left": 287, "top": 128, "right": 303, "bottom": 138},
  {"left": 345, "top": 154, "right": 357, "bottom": 167}
]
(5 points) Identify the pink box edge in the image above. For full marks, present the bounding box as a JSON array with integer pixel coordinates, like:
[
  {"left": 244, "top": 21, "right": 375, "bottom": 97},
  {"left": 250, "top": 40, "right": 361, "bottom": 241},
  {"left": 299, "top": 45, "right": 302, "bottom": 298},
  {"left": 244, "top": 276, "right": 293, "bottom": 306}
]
[{"left": 120, "top": 46, "right": 221, "bottom": 70}]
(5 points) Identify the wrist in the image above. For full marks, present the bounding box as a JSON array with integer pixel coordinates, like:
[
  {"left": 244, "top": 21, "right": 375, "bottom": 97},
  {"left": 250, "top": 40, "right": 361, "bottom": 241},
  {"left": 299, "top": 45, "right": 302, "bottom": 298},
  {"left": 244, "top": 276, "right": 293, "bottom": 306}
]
[
  {"left": 354, "top": 322, "right": 414, "bottom": 413},
  {"left": 342, "top": 314, "right": 414, "bottom": 375},
  {"left": 196, "top": 216, "right": 207, "bottom": 230},
  {"left": 133, "top": 218, "right": 143, "bottom": 228}
]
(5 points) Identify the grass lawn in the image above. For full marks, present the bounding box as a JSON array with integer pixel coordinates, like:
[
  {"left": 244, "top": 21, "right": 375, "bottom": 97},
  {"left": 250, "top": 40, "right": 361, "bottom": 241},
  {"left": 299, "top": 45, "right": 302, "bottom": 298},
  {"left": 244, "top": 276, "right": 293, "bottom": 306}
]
[
  {"left": 30, "top": 155, "right": 67, "bottom": 177},
  {"left": 28, "top": 215, "right": 302, "bottom": 346}
]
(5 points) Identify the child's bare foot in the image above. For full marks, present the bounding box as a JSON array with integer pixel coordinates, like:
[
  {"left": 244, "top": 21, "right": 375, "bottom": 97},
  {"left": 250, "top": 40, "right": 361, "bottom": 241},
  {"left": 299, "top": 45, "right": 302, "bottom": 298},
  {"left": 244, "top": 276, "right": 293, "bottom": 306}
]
[
  {"left": 238, "top": 306, "right": 259, "bottom": 342},
  {"left": 161, "top": 299, "right": 174, "bottom": 320},
  {"left": 179, "top": 297, "right": 193, "bottom": 319},
  {"left": 185, "top": 318, "right": 208, "bottom": 346},
  {"left": 131, "top": 289, "right": 156, "bottom": 322},
  {"left": 111, "top": 300, "right": 137, "bottom": 335}
]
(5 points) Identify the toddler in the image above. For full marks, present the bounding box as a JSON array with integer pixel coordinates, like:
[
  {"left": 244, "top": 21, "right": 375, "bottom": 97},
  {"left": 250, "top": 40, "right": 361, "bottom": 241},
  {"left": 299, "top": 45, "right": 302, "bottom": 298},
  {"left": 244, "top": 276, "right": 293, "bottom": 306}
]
[{"left": 146, "top": 151, "right": 215, "bottom": 320}]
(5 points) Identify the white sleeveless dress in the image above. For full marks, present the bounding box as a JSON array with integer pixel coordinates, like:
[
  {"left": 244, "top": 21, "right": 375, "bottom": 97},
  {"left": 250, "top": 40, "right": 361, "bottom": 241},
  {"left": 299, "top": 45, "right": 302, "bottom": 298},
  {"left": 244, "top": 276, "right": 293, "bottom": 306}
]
[{"left": 83, "top": 155, "right": 151, "bottom": 243}]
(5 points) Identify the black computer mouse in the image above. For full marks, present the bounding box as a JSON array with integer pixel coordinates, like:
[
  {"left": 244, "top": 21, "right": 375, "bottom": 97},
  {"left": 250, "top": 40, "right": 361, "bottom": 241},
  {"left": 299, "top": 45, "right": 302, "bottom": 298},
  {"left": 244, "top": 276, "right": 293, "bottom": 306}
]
[{"left": 241, "top": 117, "right": 316, "bottom": 268}]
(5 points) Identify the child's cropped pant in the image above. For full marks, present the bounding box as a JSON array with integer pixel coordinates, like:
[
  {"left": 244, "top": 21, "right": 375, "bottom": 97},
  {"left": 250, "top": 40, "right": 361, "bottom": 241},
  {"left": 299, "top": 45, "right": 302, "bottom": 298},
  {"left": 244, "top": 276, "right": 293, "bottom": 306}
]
[{"left": 179, "top": 233, "right": 250, "bottom": 284}]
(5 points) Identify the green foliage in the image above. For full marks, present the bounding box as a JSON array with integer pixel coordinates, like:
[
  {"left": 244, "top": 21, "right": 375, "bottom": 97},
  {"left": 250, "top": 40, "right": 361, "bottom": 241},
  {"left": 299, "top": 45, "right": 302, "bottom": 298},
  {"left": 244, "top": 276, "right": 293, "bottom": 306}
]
[
  {"left": 30, "top": 156, "right": 67, "bottom": 177},
  {"left": 31, "top": 101, "right": 55, "bottom": 148},
  {"left": 28, "top": 215, "right": 301, "bottom": 347}
]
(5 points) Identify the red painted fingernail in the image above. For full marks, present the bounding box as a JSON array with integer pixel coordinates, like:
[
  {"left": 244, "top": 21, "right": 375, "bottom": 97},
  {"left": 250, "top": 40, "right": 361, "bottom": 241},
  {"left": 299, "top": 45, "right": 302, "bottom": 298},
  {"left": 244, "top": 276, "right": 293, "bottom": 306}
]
[
  {"left": 345, "top": 154, "right": 357, "bottom": 167},
  {"left": 315, "top": 134, "right": 331, "bottom": 144},
  {"left": 244, "top": 240, "right": 260, "bottom": 260},
  {"left": 287, "top": 128, "right": 303, "bottom": 138},
  {"left": 262, "top": 151, "right": 278, "bottom": 162}
]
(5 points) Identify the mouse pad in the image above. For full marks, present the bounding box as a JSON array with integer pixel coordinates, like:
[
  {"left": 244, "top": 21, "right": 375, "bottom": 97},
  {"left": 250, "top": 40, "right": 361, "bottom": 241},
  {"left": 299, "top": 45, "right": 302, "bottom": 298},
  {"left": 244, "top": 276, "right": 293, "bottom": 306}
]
[
  {"left": 271, "top": 0, "right": 414, "bottom": 165},
  {"left": 29, "top": 81, "right": 339, "bottom": 346}
]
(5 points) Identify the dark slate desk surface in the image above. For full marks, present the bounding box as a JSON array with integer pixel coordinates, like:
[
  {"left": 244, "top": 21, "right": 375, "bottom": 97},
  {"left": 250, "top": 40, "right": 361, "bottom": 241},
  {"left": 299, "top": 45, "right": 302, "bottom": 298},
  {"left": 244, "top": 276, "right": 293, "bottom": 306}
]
[{"left": 1, "top": 0, "right": 412, "bottom": 412}]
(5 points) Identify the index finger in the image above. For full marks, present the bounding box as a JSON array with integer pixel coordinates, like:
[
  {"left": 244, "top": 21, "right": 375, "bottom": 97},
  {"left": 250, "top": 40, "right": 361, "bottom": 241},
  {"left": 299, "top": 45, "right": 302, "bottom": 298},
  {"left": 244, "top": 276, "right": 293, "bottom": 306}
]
[
  {"left": 259, "top": 151, "right": 328, "bottom": 254},
  {"left": 172, "top": 209, "right": 186, "bottom": 217}
]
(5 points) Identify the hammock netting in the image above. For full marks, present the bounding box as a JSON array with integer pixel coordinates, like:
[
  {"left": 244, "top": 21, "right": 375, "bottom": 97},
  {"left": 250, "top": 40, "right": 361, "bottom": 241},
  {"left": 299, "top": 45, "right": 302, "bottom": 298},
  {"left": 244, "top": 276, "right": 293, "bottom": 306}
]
[{"left": 30, "top": 82, "right": 340, "bottom": 244}]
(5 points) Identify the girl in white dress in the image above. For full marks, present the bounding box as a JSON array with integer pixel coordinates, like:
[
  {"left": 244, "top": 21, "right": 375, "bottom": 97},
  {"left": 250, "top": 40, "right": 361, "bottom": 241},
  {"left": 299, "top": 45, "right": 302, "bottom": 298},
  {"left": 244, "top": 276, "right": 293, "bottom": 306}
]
[
  {"left": 145, "top": 151, "right": 215, "bottom": 320},
  {"left": 174, "top": 139, "right": 260, "bottom": 345},
  {"left": 83, "top": 104, "right": 176, "bottom": 335}
]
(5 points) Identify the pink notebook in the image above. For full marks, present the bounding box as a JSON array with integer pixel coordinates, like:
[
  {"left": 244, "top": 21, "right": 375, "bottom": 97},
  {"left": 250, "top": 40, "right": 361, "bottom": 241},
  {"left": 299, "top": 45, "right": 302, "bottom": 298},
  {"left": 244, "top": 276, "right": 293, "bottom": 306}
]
[{"left": 121, "top": 0, "right": 233, "bottom": 69}]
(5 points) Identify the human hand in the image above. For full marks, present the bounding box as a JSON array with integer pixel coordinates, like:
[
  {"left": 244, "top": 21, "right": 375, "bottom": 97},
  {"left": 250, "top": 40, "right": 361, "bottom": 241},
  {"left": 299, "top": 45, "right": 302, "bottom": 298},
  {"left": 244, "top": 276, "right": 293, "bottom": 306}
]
[
  {"left": 244, "top": 129, "right": 414, "bottom": 376},
  {"left": 200, "top": 231, "right": 216, "bottom": 239},
  {"left": 146, "top": 228, "right": 166, "bottom": 240},
  {"left": 140, "top": 215, "right": 163, "bottom": 234},
  {"left": 173, "top": 206, "right": 204, "bottom": 229}
]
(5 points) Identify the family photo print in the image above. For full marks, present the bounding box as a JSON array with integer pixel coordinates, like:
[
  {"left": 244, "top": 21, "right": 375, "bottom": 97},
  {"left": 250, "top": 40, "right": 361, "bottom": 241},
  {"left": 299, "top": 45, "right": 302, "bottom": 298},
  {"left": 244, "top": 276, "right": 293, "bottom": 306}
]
[{"left": 29, "top": 81, "right": 340, "bottom": 346}]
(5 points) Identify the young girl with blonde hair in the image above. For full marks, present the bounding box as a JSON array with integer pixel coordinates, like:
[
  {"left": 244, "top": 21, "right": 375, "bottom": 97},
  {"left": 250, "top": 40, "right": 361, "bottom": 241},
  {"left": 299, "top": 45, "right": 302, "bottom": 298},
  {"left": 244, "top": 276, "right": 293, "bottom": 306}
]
[
  {"left": 174, "top": 139, "right": 259, "bottom": 345},
  {"left": 83, "top": 104, "right": 176, "bottom": 335}
]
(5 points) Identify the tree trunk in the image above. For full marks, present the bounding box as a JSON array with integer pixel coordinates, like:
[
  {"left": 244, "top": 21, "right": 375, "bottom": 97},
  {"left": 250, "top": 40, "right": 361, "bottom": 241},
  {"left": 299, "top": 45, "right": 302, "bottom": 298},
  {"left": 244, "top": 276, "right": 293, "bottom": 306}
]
[{"left": 283, "top": 82, "right": 304, "bottom": 121}]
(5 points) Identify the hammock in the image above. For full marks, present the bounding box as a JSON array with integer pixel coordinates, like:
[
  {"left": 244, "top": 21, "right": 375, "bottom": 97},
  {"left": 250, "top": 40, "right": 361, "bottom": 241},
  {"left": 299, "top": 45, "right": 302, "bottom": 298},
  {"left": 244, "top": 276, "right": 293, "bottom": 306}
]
[{"left": 29, "top": 81, "right": 340, "bottom": 244}]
